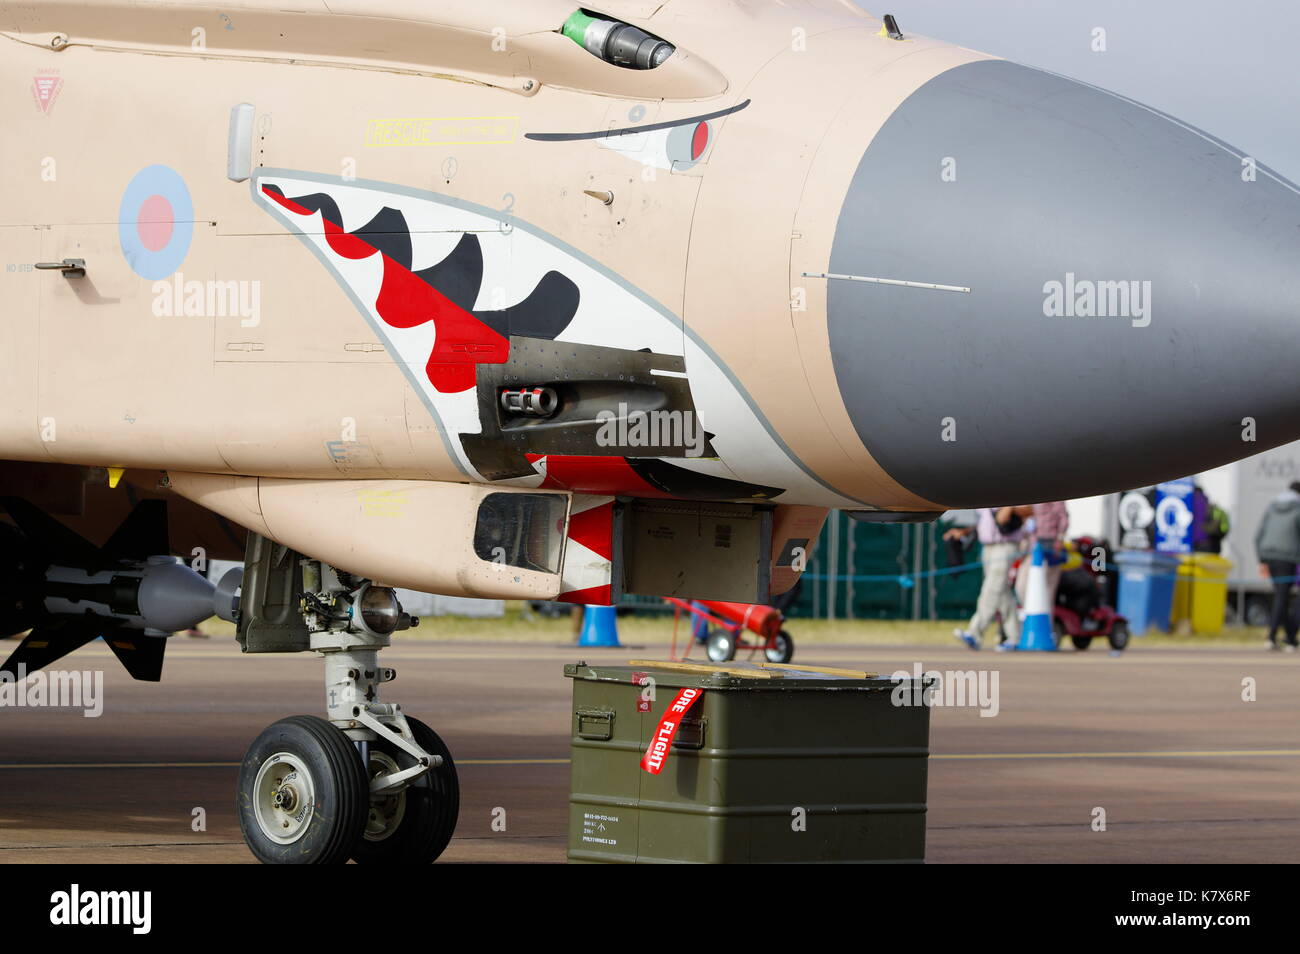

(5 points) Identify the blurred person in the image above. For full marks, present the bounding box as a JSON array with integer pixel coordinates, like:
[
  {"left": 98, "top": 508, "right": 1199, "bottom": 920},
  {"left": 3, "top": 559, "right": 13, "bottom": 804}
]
[
  {"left": 1191, "top": 483, "right": 1211, "bottom": 553},
  {"left": 1015, "top": 500, "right": 1070, "bottom": 623},
  {"left": 1254, "top": 481, "right": 1300, "bottom": 651},
  {"left": 942, "top": 510, "right": 979, "bottom": 569},
  {"left": 946, "top": 506, "right": 1031, "bottom": 650},
  {"left": 1192, "top": 483, "right": 1230, "bottom": 554}
]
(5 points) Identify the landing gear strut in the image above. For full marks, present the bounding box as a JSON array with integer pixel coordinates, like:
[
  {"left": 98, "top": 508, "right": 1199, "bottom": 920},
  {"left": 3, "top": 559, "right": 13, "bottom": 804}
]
[{"left": 235, "top": 552, "right": 459, "bottom": 864}]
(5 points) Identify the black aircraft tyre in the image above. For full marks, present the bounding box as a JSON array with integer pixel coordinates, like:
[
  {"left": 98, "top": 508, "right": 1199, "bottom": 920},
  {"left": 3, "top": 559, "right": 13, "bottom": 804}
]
[
  {"left": 352, "top": 716, "right": 460, "bottom": 864},
  {"left": 237, "top": 715, "right": 369, "bottom": 864}
]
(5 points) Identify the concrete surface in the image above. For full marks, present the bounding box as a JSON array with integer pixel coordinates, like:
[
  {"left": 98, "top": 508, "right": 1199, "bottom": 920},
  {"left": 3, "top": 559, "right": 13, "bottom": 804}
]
[{"left": 0, "top": 638, "right": 1295, "bottom": 863}]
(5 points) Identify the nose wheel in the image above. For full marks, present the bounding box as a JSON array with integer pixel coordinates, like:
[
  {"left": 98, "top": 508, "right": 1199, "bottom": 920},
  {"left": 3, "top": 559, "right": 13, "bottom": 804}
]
[
  {"left": 237, "top": 716, "right": 369, "bottom": 864},
  {"left": 238, "top": 715, "right": 461, "bottom": 865}
]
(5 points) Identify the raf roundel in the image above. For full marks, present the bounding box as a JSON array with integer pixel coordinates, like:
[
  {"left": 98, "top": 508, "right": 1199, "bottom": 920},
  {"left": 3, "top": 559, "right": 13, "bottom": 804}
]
[{"left": 118, "top": 165, "right": 194, "bottom": 280}]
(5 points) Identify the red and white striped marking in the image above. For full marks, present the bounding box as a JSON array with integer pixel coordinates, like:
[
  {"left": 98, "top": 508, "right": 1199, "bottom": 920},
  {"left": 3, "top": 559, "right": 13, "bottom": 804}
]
[{"left": 557, "top": 495, "right": 616, "bottom": 605}]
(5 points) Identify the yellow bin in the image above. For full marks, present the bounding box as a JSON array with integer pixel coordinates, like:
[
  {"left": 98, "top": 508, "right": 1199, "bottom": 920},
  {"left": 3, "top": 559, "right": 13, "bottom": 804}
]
[{"left": 1170, "top": 554, "right": 1233, "bottom": 634}]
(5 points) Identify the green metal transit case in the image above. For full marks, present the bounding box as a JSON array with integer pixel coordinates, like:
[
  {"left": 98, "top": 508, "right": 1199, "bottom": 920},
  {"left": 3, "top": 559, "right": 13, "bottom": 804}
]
[{"left": 565, "top": 659, "right": 931, "bottom": 863}]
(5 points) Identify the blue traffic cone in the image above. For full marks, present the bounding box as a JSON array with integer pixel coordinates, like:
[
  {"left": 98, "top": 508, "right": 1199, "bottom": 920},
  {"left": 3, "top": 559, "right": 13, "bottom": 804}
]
[
  {"left": 577, "top": 604, "right": 622, "bottom": 648},
  {"left": 1017, "top": 542, "right": 1058, "bottom": 651}
]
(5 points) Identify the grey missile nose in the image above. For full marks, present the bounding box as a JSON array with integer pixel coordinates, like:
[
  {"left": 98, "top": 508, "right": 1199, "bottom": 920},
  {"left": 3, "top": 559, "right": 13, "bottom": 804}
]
[{"left": 826, "top": 59, "right": 1300, "bottom": 507}]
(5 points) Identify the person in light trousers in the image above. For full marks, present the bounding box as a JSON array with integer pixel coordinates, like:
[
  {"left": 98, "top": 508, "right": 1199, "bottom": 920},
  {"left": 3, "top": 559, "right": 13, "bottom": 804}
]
[{"left": 947, "top": 506, "right": 1031, "bottom": 650}]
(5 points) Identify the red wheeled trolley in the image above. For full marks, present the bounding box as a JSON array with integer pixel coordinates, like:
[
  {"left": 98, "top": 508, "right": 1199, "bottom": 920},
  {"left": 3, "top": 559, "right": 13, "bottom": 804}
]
[{"left": 664, "top": 598, "right": 795, "bottom": 664}]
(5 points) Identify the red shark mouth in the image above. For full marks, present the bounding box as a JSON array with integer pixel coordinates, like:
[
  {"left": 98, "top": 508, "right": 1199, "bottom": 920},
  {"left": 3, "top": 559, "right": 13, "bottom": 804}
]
[
  {"left": 526, "top": 454, "right": 781, "bottom": 500},
  {"left": 527, "top": 453, "right": 670, "bottom": 499},
  {"left": 252, "top": 172, "right": 842, "bottom": 506},
  {"left": 256, "top": 178, "right": 785, "bottom": 501},
  {"left": 260, "top": 183, "right": 579, "bottom": 393}
]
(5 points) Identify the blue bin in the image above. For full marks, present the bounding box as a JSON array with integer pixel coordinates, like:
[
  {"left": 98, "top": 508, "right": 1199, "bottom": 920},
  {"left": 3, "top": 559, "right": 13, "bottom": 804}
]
[{"left": 1115, "top": 550, "right": 1181, "bottom": 635}]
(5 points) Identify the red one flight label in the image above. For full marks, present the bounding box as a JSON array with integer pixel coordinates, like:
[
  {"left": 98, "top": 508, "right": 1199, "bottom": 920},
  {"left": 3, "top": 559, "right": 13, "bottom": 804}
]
[{"left": 640, "top": 687, "right": 703, "bottom": 775}]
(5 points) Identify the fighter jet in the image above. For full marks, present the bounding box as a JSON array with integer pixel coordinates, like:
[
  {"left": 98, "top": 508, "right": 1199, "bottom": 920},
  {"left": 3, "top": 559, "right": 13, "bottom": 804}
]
[{"left": 3, "top": 0, "right": 1299, "bottom": 863}]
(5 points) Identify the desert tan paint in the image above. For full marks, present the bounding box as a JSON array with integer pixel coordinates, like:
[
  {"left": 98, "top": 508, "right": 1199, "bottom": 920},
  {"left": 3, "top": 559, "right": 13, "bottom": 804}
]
[
  {"left": 688, "top": 22, "right": 989, "bottom": 509},
  {"left": 0, "top": 0, "right": 979, "bottom": 514},
  {"left": 0, "top": 0, "right": 727, "bottom": 100},
  {"left": 168, "top": 471, "right": 566, "bottom": 597},
  {"left": 788, "top": 40, "right": 994, "bottom": 506}
]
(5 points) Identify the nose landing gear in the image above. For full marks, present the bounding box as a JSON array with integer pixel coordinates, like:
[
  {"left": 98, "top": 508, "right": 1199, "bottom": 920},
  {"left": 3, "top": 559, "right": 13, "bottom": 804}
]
[{"left": 234, "top": 550, "right": 459, "bottom": 864}]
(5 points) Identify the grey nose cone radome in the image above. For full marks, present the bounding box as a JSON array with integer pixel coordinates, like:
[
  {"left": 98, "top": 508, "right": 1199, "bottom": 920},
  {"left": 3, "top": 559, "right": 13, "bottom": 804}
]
[{"left": 827, "top": 59, "right": 1300, "bottom": 508}]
